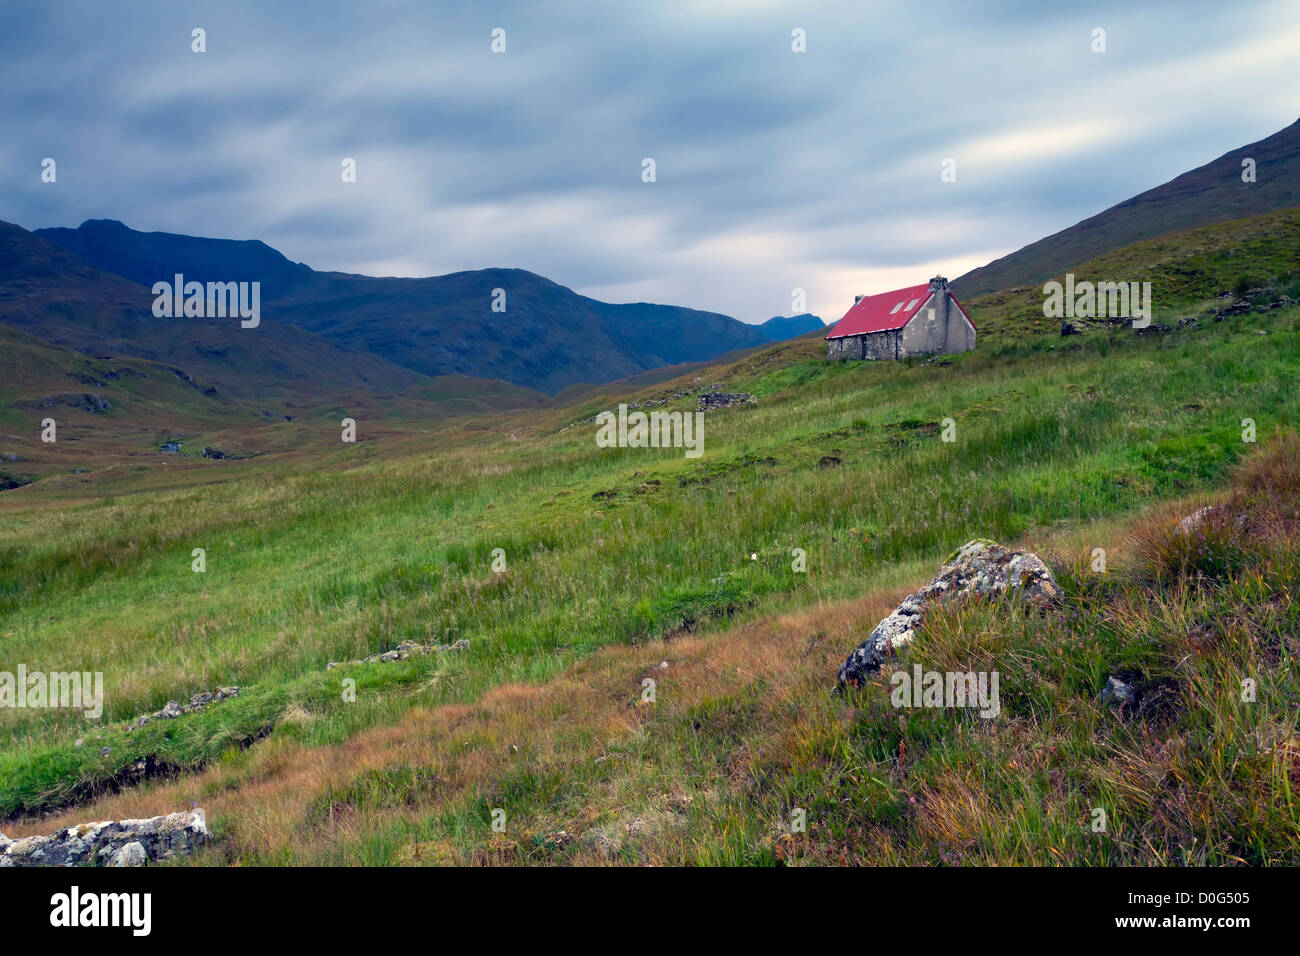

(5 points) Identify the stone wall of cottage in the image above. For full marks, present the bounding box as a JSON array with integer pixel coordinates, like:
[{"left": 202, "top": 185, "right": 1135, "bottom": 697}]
[
  {"left": 899, "top": 291, "right": 975, "bottom": 357},
  {"left": 827, "top": 329, "right": 899, "bottom": 361}
]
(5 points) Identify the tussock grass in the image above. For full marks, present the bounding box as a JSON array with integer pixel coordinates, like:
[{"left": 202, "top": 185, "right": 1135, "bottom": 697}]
[{"left": 1, "top": 306, "right": 1297, "bottom": 863}]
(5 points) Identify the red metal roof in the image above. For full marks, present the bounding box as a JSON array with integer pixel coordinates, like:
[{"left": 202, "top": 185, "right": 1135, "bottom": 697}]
[{"left": 825, "top": 283, "right": 934, "bottom": 338}]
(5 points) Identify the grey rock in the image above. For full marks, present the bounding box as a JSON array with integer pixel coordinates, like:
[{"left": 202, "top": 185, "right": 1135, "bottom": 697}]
[
  {"left": 0, "top": 810, "right": 209, "bottom": 868},
  {"left": 1175, "top": 505, "right": 1247, "bottom": 536},
  {"left": 837, "top": 539, "right": 1061, "bottom": 688},
  {"left": 327, "top": 637, "right": 471, "bottom": 670},
  {"left": 1100, "top": 675, "right": 1137, "bottom": 711},
  {"left": 1176, "top": 505, "right": 1218, "bottom": 535},
  {"left": 108, "top": 841, "right": 148, "bottom": 867},
  {"left": 698, "top": 392, "right": 756, "bottom": 411},
  {"left": 328, "top": 640, "right": 427, "bottom": 670},
  {"left": 127, "top": 686, "right": 240, "bottom": 729}
]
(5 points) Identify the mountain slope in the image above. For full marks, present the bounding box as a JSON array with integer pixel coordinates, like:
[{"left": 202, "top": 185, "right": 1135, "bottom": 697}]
[
  {"left": 35, "top": 220, "right": 775, "bottom": 393},
  {"left": 953, "top": 116, "right": 1300, "bottom": 297},
  {"left": 756, "top": 313, "right": 824, "bottom": 341},
  {"left": 0, "top": 220, "right": 427, "bottom": 401},
  {"left": 963, "top": 205, "right": 1300, "bottom": 340}
]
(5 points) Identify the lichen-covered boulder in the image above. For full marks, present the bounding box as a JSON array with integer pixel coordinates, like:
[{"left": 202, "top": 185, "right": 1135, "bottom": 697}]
[
  {"left": 837, "top": 539, "right": 1061, "bottom": 688},
  {"left": 108, "top": 841, "right": 148, "bottom": 867},
  {"left": 0, "top": 810, "right": 209, "bottom": 867}
]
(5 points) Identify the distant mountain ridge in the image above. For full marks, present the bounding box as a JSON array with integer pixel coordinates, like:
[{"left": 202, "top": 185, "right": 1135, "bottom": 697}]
[
  {"left": 953, "top": 116, "right": 1300, "bottom": 297},
  {"left": 0, "top": 220, "right": 420, "bottom": 399},
  {"left": 757, "top": 313, "right": 823, "bottom": 341},
  {"left": 34, "top": 220, "right": 785, "bottom": 393}
]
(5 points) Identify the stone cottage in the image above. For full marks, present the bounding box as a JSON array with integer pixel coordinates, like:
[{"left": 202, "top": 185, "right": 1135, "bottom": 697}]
[{"left": 825, "top": 276, "right": 975, "bottom": 361}]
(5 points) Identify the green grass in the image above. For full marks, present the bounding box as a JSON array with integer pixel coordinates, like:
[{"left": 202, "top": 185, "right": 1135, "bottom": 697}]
[
  {"left": 1, "top": 280, "right": 1297, "bottom": 862},
  {"left": 965, "top": 206, "right": 1300, "bottom": 340}
]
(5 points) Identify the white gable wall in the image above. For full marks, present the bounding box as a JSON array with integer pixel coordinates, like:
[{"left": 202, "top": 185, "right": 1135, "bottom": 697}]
[{"left": 899, "top": 291, "right": 976, "bottom": 357}]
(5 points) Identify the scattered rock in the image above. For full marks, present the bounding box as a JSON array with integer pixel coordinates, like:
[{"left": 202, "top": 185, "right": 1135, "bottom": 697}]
[
  {"left": 0, "top": 810, "right": 209, "bottom": 868},
  {"left": 1176, "top": 505, "right": 1218, "bottom": 535},
  {"left": 1097, "top": 671, "right": 1180, "bottom": 721},
  {"left": 561, "top": 383, "right": 723, "bottom": 430},
  {"left": 836, "top": 539, "right": 1061, "bottom": 688},
  {"left": 327, "top": 639, "right": 468, "bottom": 670},
  {"left": 127, "top": 687, "right": 240, "bottom": 730},
  {"left": 819, "top": 455, "right": 842, "bottom": 468},
  {"left": 328, "top": 640, "right": 424, "bottom": 669},
  {"left": 201, "top": 447, "right": 226, "bottom": 459},
  {"left": 1175, "top": 505, "right": 1247, "bottom": 536},
  {"left": 697, "top": 392, "right": 756, "bottom": 411},
  {"left": 1060, "top": 319, "right": 1087, "bottom": 336},
  {"left": 26, "top": 393, "right": 114, "bottom": 413},
  {"left": 1099, "top": 675, "right": 1137, "bottom": 712}
]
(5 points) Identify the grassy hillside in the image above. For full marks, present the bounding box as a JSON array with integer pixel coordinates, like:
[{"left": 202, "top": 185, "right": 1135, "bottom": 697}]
[
  {"left": 963, "top": 206, "right": 1300, "bottom": 341},
  {"left": 2, "top": 278, "right": 1296, "bottom": 862}
]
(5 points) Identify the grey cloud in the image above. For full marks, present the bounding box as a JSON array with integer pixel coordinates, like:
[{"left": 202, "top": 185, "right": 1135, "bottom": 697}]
[{"left": 0, "top": 0, "right": 1295, "bottom": 324}]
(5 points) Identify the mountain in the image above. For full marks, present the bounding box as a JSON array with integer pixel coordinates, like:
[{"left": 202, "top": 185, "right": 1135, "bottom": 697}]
[
  {"left": 952, "top": 116, "right": 1300, "bottom": 298},
  {"left": 756, "top": 313, "right": 824, "bottom": 341},
  {"left": 961, "top": 205, "right": 1300, "bottom": 341},
  {"left": 0, "top": 220, "right": 423, "bottom": 401},
  {"left": 35, "top": 220, "right": 775, "bottom": 393}
]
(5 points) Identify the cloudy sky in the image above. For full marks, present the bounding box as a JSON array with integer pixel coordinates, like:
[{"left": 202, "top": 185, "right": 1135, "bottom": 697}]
[{"left": 3, "top": 0, "right": 1297, "bottom": 324}]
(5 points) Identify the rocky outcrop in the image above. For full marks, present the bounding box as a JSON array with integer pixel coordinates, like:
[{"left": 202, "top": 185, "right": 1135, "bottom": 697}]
[
  {"left": 0, "top": 810, "right": 209, "bottom": 867},
  {"left": 125, "top": 687, "right": 240, "bottom": 731},
  {"left": 697, "top": 392, "right": 756, "bottom": 411},
  {"left": 327, "top": 638, "right": 469, "bottom": 670},
  {"left": 562, "top": 383, "right": 723, "bottom": 429},
  {"left": 837, "top": 539, "right": 1061, "bottom": 688},
  {"left": 25, "top": 393, "right": 114, "bottom": 413}
]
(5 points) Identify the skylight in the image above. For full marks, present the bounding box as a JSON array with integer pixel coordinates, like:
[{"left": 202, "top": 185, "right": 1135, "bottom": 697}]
[
  {"left": 889, "top": 301, "right": 904, "bottom": 314},
  {"left": 904, "top": 298, "right": 918, "bottom": 310}
]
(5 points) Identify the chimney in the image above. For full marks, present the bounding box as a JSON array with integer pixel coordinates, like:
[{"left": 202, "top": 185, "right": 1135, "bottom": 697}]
[
  {"left": 854, "top": 294, "right": 866, "bottom": 305},
  {"left": 929, "top": 275, "right": 948, "bottom": 292}
]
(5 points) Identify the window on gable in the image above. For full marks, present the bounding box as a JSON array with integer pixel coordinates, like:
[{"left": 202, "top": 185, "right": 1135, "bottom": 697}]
[
  {"left": 904, "top": 298, "right": 918, "bottom": 310},
  {"left": 889, "top": 301, "right": 904, "bottom": 314}
]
